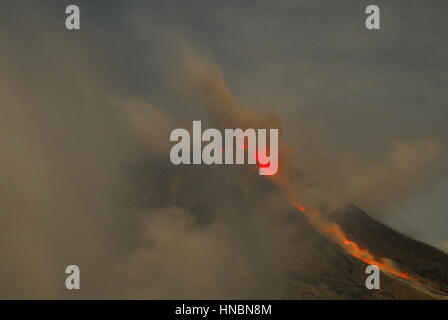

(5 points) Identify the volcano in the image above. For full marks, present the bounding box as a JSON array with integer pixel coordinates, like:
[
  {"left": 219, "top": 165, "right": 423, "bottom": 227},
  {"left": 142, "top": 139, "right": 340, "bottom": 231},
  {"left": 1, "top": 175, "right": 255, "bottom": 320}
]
[
  {"left": 286, "top": 203, "right": 448, "bottom": 299},
  {"left": 133, "top": 162, "right": 448, "bottom": 300}
]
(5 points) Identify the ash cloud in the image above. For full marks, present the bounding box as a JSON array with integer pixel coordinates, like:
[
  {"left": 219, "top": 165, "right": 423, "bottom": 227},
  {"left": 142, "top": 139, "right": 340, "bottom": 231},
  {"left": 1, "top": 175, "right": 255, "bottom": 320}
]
[
  {"left": 164, "top": 41, "right": 444, "bottom": 217},
  {"left": 0, "top": 3, "right": 295, "bottom": 299},
  {"left": 289, "top": 138, "right": 443, "bottom": 215},
  {"left": 0, "top": 1, "right": 446, "bottom": 299}
]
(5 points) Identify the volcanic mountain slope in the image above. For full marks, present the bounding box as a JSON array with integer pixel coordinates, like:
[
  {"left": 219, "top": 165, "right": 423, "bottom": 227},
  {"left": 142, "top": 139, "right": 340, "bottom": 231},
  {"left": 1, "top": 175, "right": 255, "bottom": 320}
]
[
  {"left": 133, "top": 161, "right": 448, "bottom": 299},
  {"left": 334, "top": 205, "right": 448, "bottom": 298},
  {"left": 285, "top": 203, "right": 448, "bottom": 299}
]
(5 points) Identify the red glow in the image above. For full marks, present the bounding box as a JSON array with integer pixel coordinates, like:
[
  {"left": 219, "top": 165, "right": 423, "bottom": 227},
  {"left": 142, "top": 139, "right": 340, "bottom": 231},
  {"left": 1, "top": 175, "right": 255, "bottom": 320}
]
[
  {"left": 292, "top": 202, "right": 305, "bottom": 212},
  {"left": 291, "top": 202, "right": 410, "bottom": 281},
  {"left": 254, "top": 152, "right": 270, "bottom": 168}
]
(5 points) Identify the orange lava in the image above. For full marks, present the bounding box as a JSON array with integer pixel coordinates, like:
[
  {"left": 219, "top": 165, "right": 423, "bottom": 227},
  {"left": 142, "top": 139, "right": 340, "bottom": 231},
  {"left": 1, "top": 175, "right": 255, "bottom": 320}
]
[
  {"left": 237, "top": 141, "right": 412, "bottom": 282},
  {"left": 325, "top": 223, "right": 409, "bottom": 280},
  {"left": 291, "top": 201, "right": 305, "bottom": 212},
  {"left": 292, "top": 202, "right": 410, "bottom": 280}
]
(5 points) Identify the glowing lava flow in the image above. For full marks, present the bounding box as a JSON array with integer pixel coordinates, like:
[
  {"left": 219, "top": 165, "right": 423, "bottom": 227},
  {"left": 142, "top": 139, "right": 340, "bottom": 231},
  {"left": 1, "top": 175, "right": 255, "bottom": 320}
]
[
  {"left": 291, "top": 202, "right": 410, "bottom": 280},
  {"left": 240, "top": 144, "right": 412, "bottom": 282}
]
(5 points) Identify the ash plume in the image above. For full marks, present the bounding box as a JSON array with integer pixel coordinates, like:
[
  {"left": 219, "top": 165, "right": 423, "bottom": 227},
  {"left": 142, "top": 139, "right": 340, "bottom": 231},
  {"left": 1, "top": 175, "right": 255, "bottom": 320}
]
[
  {"left": 166, "top": 40, "right": 444, "bottom": 217},
  {"left": 0, "top": 1, "right": 445, "bottom": 299}
]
